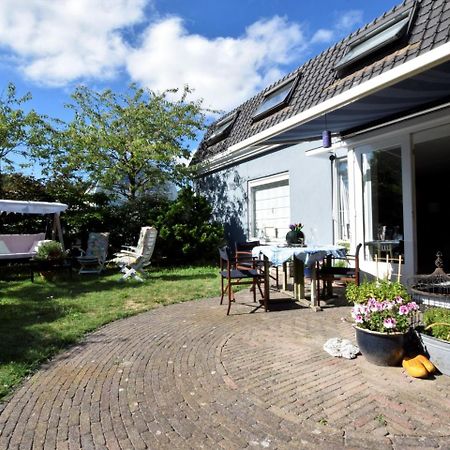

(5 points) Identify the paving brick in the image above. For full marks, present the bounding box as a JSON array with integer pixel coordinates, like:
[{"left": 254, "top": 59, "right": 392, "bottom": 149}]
[{"left": 0, "top": 291, "right": 449, "bottom": 449}]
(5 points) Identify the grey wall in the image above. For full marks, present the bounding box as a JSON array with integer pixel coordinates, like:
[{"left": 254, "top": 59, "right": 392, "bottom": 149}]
[{"left": 197, "top": 141, "right": 333, "bottom": 246}]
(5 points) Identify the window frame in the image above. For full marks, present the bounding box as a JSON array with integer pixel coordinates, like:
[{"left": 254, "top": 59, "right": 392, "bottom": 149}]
[
  {"left": 335, "top": 2, "right": 418, "bottom": 72},
  {"left": 205, "top": 111, "right": 239, "bottom": 146},
  {"left": 248, "top": 172, "right": 290, "bottom": 243},
  {"left": 252, "top": 75, "right": 300, "bottom": 121}
]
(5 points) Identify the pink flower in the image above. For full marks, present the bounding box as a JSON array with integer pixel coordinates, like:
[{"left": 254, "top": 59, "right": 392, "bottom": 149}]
[
  {"left": 383, "top": 317, "right": 397, "bottom": 329},
  {"left": 398, "top": 305, "right": 409, "bottom": 315},
  {"left": 407, "top": 302, "right": 419, "bottom": 311},
  {"left": 354, "top": 314, "right": 364, "bottom": 324}
]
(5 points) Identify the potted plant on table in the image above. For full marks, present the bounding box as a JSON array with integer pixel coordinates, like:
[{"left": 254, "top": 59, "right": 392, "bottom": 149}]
[
  {"left": 286, "top": 223, "right": 304, "bottom": 245},
  {"left": 417, "top": 307, "right": 450, "bottom": 376},
  {"left": 346, "top": 280, "right": 419, "bottom": 366}
]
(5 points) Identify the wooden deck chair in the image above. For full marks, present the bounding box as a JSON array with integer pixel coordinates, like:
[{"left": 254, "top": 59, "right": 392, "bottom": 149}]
[
  {"left": 316, "top": 243, "right": 362, "bottom": 299},
  {"left": 113, "top": 227, "right": 157, "bottom": 281},
  {"left": 77, "top": 232, "right": 110, "bottom": 274}
]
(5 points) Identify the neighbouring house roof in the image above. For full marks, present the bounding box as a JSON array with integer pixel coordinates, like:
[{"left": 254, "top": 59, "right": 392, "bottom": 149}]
[{"left": 191, "top": 0, "right": 450, "bottom": 167}]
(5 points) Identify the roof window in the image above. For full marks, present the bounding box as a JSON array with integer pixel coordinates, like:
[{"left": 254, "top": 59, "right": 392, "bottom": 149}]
[
  {"left": 335, "top": 2, "right": 417, "bottom": 72},
  {"left": 205, "top": 111, "right": 239, "bottom": 146},
  {"left": 252, "top": 75, "right": 299, "bottom": 121}
]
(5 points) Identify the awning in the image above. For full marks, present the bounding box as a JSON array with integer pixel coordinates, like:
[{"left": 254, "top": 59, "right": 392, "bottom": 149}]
[
  {"left": 0, "top": 200, "right": 68, "bottom": 215},
  {"left": 260, "top": 60, "right": 450, "bottom": 146}
]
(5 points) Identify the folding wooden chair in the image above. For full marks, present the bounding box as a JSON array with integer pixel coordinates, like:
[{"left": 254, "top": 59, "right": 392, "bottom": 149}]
[{"left": 316, "top": 243, "right": 362, "bottom": 299}]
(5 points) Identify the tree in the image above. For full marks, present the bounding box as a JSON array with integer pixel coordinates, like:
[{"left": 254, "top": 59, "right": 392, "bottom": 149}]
[
  {"left": 155, "top": 187, "right": 224, "bottom": 263},
  {"left": 42, "top": 84, "right": 206, "bottom": 200},
  {"left": 0, "top": 83, "right": 49, "bottom": 195}
]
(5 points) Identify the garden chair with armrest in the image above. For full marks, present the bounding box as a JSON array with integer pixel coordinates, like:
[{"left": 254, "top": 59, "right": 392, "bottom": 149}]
[
  {"left": 112, "top": 227, "right": 157, "bottom": 281},
  {"left": 316, "top": 243, "right": 362, "bottom": 299},
  {"left": 235, "top": 240, "right": 279, "bottom": 289},
  {"left": 77, "top": 232, "right": 110, "bottom": 274},
  {"left": 219, "top": 246, "right": 265, "bottom": 315}
]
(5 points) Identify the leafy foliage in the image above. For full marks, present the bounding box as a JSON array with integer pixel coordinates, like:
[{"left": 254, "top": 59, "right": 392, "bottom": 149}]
[
  {"left": 347, "top": 280, "right": 418, "bottom": 333},
  {"left": 34, "top": 241, "right": 65, "bottom": 261},
  {"left": 155, "top": 187, "right": 224, "bottom": 263},
  {"left": 423, "top": 307, "right": 450, "bottom": 342},
  {"left": 38, "top": 84, "right": 206, "bottom": 200},
  {"left": 346, "top": 280, "right": 409, "bottom": 304},
  {"left": 0, "top": 83, "right": 52, "bottom": 193}
]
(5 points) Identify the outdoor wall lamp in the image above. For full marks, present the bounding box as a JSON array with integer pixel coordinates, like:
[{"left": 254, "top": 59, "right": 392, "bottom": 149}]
[{"left": 322, "top": 130, "right": 332, "bottom": 148}]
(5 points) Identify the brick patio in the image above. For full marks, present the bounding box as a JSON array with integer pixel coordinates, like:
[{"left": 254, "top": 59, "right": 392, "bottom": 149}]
[{"left": 0, "top": 288, "right": 449, "bottom": 449}]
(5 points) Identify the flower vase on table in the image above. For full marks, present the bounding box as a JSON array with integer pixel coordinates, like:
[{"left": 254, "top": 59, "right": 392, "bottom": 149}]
[{"left": 286, "top": 223, "right": 304, "bottom": 245}]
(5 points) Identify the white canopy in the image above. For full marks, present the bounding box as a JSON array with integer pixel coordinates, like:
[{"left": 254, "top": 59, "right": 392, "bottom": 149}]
[{"left": 0, "top": 200, "right": 68, "bottom": 215}]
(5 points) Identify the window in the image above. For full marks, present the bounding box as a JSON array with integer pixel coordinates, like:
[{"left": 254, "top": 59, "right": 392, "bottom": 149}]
[
  {"left": 249, "top": 173, "right": 290, "bottom": 242},
  {"left": 205, "top": 112, "right": 239, "bottom": 146},
  {"left": 362, "top": 148, "right": 404, "bottom": 261},
  {"left": 334, "top": 158, "right": 350, "bottom": 242},
  {"left": 252, "top": 75, "right": 299, "bottom": 121},
  {"left": 335, "top": 3, "right": 417, "bottom": 72}
]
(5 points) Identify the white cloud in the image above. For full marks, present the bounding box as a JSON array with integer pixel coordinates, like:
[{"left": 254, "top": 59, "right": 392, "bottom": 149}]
[
  {"left": 126, "top": 16, "right": 306, "bottom": 110},
  {"left": 309, "top": 10, "right": 363, "bottom": 47},
  {"left": 311, "top": 29, "right": 335, "bottom": 44},
  {"left": 0, "top": 0, "right": 147, "bottom": 85},
  {"left": 336, "top": 10, "right": 363, "bottom": 32},
  {"left": 0, "top": 2, "right": 363, "bottom": 112}
]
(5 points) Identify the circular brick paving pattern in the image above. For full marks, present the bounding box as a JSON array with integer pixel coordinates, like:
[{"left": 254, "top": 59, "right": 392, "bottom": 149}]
[{"left": 0, "top": 293, "right": 449, "bottom": 449}]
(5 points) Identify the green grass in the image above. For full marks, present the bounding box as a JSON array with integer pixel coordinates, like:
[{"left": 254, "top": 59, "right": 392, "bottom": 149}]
[{"left": 0, "top": 265, "right": 220, "bottom": 401}]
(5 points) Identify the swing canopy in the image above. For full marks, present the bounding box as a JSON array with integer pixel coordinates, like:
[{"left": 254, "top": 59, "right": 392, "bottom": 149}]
[
  {"left": 0, "top": 200, "right": 69, "bottom": 259},
  {"left": 0, "top": 200, "right": 68, "bottom": 215}
]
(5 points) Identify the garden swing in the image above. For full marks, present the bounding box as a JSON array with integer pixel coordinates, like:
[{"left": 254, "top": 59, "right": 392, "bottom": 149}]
[{"left": 0, "top": 199, "right": 68, "bottom": 261}]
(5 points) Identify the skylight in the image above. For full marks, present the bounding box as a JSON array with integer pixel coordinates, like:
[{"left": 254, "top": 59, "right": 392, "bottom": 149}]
[
  {"left": 205, "top": 112, "right": 239, "bottom": 146},
  {"left": 252, "top": 75, "right": 299, "bottom": 121},
  {"left": 335, "top": 3, "right": 417, "bottom": 72}
]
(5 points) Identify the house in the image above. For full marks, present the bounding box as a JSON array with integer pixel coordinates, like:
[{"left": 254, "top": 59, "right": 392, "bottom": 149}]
[{"left": 191, "top": 0, "right": 450, "bottom": 281}]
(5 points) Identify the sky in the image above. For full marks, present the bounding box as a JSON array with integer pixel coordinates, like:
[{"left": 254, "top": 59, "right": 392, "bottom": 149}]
[{"left": 0, "top": 0, "right": 402, "bottom": 171}]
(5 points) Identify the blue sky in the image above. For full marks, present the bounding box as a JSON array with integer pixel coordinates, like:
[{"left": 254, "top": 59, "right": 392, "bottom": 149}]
[{"left": 0, "top": 0, "right": 401, "bottom": 167}]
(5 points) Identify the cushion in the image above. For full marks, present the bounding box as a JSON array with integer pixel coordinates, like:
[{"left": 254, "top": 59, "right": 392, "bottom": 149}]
[
  {"left": 0, "top": 240, "right": 10, "bottom": 254},
  {"left": 29, "top": 240, "right": 43, "bottom": 253}
]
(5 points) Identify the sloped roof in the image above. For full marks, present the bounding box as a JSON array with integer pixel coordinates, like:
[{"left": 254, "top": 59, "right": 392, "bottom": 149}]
[{"left": 191, "top": 0, "right": 450, "bottom": 165}]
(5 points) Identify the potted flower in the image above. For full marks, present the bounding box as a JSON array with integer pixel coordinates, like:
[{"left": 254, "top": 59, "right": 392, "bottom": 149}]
[
  {"left": 33, "top": 240, "right": 66, "bottom": 281},
  {"left": 286, "top": 223, "right": 304, "bottom": 245},
  {"left": 417, "top": 307, "right": 450, "bottom": 376},
  {"left": 34, "top": 240, "right": 65, "bottom": 261},
  {"left": 346, "top": 280, "right": 419, "bottom": 366}
]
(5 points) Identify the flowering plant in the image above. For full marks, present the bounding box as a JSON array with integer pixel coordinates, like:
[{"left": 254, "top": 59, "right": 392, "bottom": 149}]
[
  {"left": 289, "top": 223, "right": 303, "bottom": 232},
  {"left": 346, "top": 280, "right": 418, "bottom": 333}
]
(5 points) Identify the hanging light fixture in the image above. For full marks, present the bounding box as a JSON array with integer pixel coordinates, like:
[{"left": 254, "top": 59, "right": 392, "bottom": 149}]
[{"left": 322, "top": 114, "right": 331, "bottom": 148}]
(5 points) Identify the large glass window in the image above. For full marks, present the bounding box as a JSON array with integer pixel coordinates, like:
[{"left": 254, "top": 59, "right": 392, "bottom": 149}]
[
  {"left": 335, "top": 158, "right": 350, "bottom": 242},
  {"left": 363, "top": 148, "right": 404, "bottom": 261},
  {"left": 249, "top": 174, "right": 290, "bottom": 242}
]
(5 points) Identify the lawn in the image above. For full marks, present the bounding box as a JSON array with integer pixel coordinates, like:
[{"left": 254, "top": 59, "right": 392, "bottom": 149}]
[{"left": 0, "top": 265, "right": 220, "bottom": 401}]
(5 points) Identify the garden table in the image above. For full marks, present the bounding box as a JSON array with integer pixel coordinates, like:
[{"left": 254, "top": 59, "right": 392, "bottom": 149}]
[{"left": 252, "top": 244, "right": 346, "bottom": 311}]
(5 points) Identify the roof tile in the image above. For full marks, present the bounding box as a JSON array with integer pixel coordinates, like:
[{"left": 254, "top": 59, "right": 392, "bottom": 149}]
[{"left": 192, "top": 0, "right": 450, "bottom": 165}]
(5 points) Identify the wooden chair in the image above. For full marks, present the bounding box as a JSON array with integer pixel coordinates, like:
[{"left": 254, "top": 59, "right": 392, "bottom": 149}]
[
  {"left": 316, "top": 243, "right": 362, "bottom": 299},
  {"left": 235, "top": 241, "right": 279, "bottom": 289},
  {"left": 219, "top": 246, "right": 264, "bottom": 315}
]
